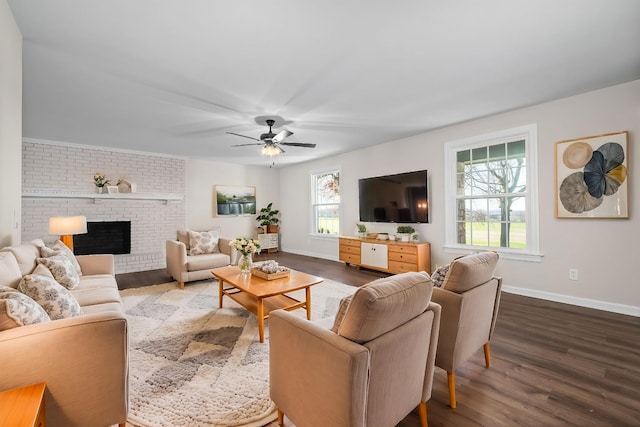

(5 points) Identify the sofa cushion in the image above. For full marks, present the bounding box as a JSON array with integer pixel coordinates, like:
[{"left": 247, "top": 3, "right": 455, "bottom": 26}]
[
  {"left": 0, "top": 252, "right": 23, "bottom": 289},
  {"left": 41, "top": 240, "right": 83, "bottom": 276},
  {"left": 430, "top": 264, "right": 450, "bottom": 288},
  {"left": 37, "top": 255, "right": 81, "bottom": 289},
  {"left": 330, "top": 294, "right": 353, "bottom": 333},
  {"left": 71, "top": 275, "right": 122, "bottom": 306},
  {"left": 442, "top": 252, "right": 499, "bottom": 293},
  {"left": 188, "top": 230, "right": 220, "bottom": 255},
  {"left": 338, "top": 271, "right": 433, "bottom": 344},
  {"left": 177, "top": 228, "right": 191, "bottom": 250},
  {"left": 0, "top": 292, "right": 50, "bottom": 331},
  {"left": 18, "top": 274, "right": 82, "bottom": 320},
  {"left": 186, "top": 253, "right": 230, "bottom": 271},
  {"left": 0, "top": 243, "right": 40, "bottom": 276}
]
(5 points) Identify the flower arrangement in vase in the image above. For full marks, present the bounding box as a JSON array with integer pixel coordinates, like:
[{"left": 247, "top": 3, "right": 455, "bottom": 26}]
[
  {"left": 93, "top": 172, "right": 110, "bottom": 193},
  {"left": 229, "top": 237, "right": 261, "bottom": 274}
]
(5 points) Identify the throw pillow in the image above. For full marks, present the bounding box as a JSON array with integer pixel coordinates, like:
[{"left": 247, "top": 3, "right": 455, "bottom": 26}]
[
  {"left": 32, "top": 263, "right": 55, "bottom": 279},
  {"left": 0, "top": 292, "right": 50, "bottom": 331},
  {"left": 41, "top": 240, "right": 82, "bottom": 276},
  {"left": 430, "top": 264, "right": 450, "bottom": 288},
  {"left": 0, "top": 285, "right": 19, "bottom": 294},
  {"left": 188, "top": 230, "right": 220, "bottom": 255},
  {"left": 177, "top": 228, "right": 191, "bottom": 250},
  {"left": 330, "top": 294, "right": 353, "bottom": 333},
  {"left": 36, "top": 256, "right": 80, "bottom": 289},
  {"left": 19, "top": 274, "right": 82, "bottom": 320}
]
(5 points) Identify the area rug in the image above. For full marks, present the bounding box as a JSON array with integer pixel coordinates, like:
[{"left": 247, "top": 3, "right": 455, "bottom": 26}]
[{"left": 121, "top": 278, "right": 356, "bottom": 427}]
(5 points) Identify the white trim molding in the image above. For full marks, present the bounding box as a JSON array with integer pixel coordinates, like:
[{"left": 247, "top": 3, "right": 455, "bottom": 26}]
[{"left": 502, "top": 285, "right": 640, "bottom": 317}]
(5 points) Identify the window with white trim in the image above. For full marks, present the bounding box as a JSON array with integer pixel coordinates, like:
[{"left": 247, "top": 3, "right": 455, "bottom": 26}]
[
  {"left": 444, "top": 125, "right": 540, "bottom": 260},
  {"left": 311, "top": 169, "right": 340, "bottom": 236}
]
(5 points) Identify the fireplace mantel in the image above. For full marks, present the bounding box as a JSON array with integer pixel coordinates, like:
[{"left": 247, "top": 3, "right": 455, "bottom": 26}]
[{"left": 22, "top": 188, "right": 183, "bottom": 204}]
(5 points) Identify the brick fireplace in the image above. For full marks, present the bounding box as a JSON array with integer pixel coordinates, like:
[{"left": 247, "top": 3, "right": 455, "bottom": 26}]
[{"left": 22, "top": 140, "right": 186, "bottom": 273}]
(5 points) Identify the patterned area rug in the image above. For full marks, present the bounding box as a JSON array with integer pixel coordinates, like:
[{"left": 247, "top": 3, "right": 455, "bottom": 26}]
[{"left": 121, "top": 278, "right": 355, "bottom": 427}]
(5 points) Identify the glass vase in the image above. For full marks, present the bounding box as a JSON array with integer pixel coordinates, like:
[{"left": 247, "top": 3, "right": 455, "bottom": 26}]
[{"left": 238, "top": 253, "right": 252, "bottom": 275}]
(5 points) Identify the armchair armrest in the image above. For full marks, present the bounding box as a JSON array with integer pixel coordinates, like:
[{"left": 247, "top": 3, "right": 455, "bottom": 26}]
[
  {"left": 166, "top": 240, "right": 188, "bottom": 283},
  {"left": 76, "top": 254, "right": 115, "bottom": 276},
  {"left": 0, "top": 311, "right": 128, "bottom": 426},
  {"left": 270, "top": 310, "right": 369, "bottom": 427}
]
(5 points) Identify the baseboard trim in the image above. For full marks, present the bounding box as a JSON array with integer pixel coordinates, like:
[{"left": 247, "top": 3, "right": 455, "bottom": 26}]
[{"left": 502, "top": 285, "right": 640, "bottom": 317}]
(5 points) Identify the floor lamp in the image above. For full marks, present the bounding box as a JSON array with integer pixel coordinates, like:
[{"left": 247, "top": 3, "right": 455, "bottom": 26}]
[{"left": 48, "top": 216, "right": 88, "bottom": 252}]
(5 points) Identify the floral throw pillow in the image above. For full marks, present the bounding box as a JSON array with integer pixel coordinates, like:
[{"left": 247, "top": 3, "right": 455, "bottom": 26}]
[
  {"left": 0, "top": 292, "right": 50, "bottom": 331},
  {"left": 430, "top": 264, "right": 450, "bottom": 288},
  {"left": 36, "top": 256, "right": 80, "bottom": 289},
  {"left": 41, "top": 240, "right": 82, "bottom": 276},
  {"left": 19, "top": 274, "right": 82, "bottom": 320},
  {"left": 188, "top": 230, "right": 220, "bottom": 255}
]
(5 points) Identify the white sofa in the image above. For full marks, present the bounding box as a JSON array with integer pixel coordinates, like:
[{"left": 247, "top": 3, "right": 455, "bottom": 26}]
[
  {"left": 0, "top": 242, "right": 128, "bottom": 427},
  {"left": 166, "top": 229, "right": 236, "bottom": 289}
]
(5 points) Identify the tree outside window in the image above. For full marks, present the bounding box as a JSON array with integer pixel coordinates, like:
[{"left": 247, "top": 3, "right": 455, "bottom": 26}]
[
  {"left": 445, "top": 124, "right": 540, "bottom": 259},
  {"left": 311, "top": 170, "right": 340, "bottom": 235}
]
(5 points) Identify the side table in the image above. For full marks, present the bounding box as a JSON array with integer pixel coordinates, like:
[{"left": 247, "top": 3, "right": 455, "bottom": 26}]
[{"left": 0, "top": 382, "right": 46, "bottom": 427}]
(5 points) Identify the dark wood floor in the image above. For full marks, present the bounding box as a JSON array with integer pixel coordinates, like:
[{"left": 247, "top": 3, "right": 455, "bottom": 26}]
[{"left": 116, "top": 252, "right": 640, "bottom": 427}]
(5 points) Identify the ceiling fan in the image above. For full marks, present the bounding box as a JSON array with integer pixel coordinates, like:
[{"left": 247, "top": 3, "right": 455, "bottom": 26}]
[{"left": 227, "top": 119, "right": 316, "bottom": 158}]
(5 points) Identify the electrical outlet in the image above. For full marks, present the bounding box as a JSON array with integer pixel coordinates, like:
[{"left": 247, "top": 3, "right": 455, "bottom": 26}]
[{"left": 569, "top": 268, "right": 578, "bottom": 281}]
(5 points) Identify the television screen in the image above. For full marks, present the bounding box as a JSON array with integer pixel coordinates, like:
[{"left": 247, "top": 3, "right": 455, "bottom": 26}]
[{"left": 359, "top": 170, "right": 429, "bottom": 223}]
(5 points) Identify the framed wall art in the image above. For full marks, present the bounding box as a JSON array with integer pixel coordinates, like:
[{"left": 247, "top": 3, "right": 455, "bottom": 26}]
[
  {"left": 214, "top": 185, "right": 256, "bottom": 217},
  {"left": 555, "top": 131, "right": 628, "bottom": 218}
]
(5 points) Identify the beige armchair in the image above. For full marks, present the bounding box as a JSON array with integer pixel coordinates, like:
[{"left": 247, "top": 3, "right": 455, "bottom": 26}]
[
  {"left": 431, "top": 252, "right": 501, "bottom": 408},
  {"left": 270, "top": 272, "right": 441, "bottom": 427},
  {"left": 166, "top": 229, "right": 236, "bottom": 289}
]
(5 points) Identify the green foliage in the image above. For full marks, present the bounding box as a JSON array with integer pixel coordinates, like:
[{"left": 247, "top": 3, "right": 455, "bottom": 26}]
[
  {"left": 256, "top": 202, "right": 280, "bottom": 226},
  {"left": 396, "top": 225, "right": 415, "bottom": 234},
  {"left": 356, "top": 223, "right": 367, "bottom": 232}
]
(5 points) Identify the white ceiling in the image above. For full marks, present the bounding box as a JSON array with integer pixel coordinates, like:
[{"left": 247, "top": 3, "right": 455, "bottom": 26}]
[{"left": 8, "top": 0, "right": 640, "bottom": 167}]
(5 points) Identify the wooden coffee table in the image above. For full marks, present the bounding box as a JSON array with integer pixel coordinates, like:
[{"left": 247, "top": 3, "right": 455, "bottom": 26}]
[{"left": 212, "top": 266, "right": 324, "bottom": 343}]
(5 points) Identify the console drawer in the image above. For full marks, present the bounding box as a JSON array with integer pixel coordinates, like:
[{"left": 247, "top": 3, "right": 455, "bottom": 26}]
[
  {"left": 388, "top": 260, "right": 419, "bottom": 273},
  {"left": 340, "top": 253, "right": 361, "bottom": 264},
  {"left": 388, "top": 251, "right": 418, "bottom": 264}
]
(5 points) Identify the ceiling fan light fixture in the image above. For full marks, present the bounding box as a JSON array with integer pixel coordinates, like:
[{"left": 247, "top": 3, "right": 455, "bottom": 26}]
[{"left": 261, "top": 144, "right": 282, "bottom": 157}]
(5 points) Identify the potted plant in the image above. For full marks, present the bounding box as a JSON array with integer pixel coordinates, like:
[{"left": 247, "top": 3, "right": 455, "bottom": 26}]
[
  {"left": 396, "top": 225, "right": 415, "bottom": 242},
  {"left": 356, "top": 223, "right": 367, "bottom": 238},
  {"left": 256, "top": 202, "right": 280, "bottom": 233}
]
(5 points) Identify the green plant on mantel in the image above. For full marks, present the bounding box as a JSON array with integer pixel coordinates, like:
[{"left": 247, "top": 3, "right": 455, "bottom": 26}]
[
  {"left": 356, "top": 223, "right": 367, "bottom": 233},
  {"left": 256, "top": 202, "right": 280, "bottom": 232}
]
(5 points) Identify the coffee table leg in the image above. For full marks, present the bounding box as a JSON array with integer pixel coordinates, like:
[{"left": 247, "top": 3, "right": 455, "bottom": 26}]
[
  {"left": 218, "top": 278, "right": 224, "bottom": 308},
  {"left": 305, "top": 287, "right": 312, "bottom": 320},
  {"left": 257, "top": 298, "right": 265, "bottom": 343}
]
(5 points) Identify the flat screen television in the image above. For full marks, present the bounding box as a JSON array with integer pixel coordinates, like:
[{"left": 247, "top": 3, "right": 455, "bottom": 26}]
[{"left": 359, "top": 170, "right": 429, "bottom": 223}]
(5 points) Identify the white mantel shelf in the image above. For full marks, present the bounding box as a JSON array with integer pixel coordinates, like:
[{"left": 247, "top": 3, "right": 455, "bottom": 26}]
[{"left": 22, "top": 189, "right": 183, "bottom": 203}]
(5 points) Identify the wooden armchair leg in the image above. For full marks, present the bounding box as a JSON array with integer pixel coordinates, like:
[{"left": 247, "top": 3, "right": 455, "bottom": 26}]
[
  {"left": 119, "top": 423, "right": 126, "bottom": 427},
  {"left": 179, "top": 282, "right": 184, "bottom": 290},
  {"left": 484, "top": 342, "right": 491, "bottom": 368},
  {"left": 418, "top": 401, "right": 428, "bottom": 427},
  {"left": 447, "top": 372, "right": 457, "bottom": 408},
  {"left": 277, "top": 408, "right": 284, "bottom": 426}
]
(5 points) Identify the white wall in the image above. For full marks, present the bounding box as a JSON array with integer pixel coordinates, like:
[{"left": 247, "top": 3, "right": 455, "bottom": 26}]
[
  {"left": 280, "top": 80, "right": 640, "bottom": 315},
  {"left": 185, "top": 159, "right": 279, "bottom": 239},
  {"left": 0, "top": 0, "right": 22, "bottom": 247}
]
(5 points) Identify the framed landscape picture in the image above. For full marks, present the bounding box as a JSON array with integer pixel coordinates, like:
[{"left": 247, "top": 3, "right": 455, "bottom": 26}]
[
  {"left": 214, "top": 185, "right": 256, "bottom": 217},
  {"left": 555, "top": 131, "right": 628, "bottom": 218}
]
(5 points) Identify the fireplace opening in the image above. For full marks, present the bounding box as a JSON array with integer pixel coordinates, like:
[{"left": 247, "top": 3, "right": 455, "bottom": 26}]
[{"left": 73, "top": 221, "right": 131, "bottom": 255}]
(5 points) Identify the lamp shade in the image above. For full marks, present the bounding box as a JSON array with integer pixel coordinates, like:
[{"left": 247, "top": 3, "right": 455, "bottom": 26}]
[{"left": 48, "top": 216, "right": 88, "bottom": 235}]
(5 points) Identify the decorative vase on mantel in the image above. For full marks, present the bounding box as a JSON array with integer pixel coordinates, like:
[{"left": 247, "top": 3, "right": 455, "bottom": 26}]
[
  {"left": 238, "top": 253, "right": 253, "bottom": 275},
  {"left": 95, "top": 186, "right": 104, "bottom": 194}
]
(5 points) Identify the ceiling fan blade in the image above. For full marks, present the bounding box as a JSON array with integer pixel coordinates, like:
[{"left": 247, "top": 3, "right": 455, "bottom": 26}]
[
  {"left": 226, "top": 132, "right": 260, "bottom": 141},
  {"left": 272, "top": 129, "right": 293, "bottom": 143},
  {"left": 280, "top": 142, "right": 317, "bottom": 148},
  {"left": 232, "top": 143, "right": 264, "bottom": 147}
]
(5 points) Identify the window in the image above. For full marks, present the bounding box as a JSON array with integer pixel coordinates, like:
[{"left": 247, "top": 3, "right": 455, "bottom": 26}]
[
  {"left": 311, "top": 169, "right": 340, "bottom": 236},
  {"left": 444, "top": 125, "right": 541, "bottom": 261}
]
